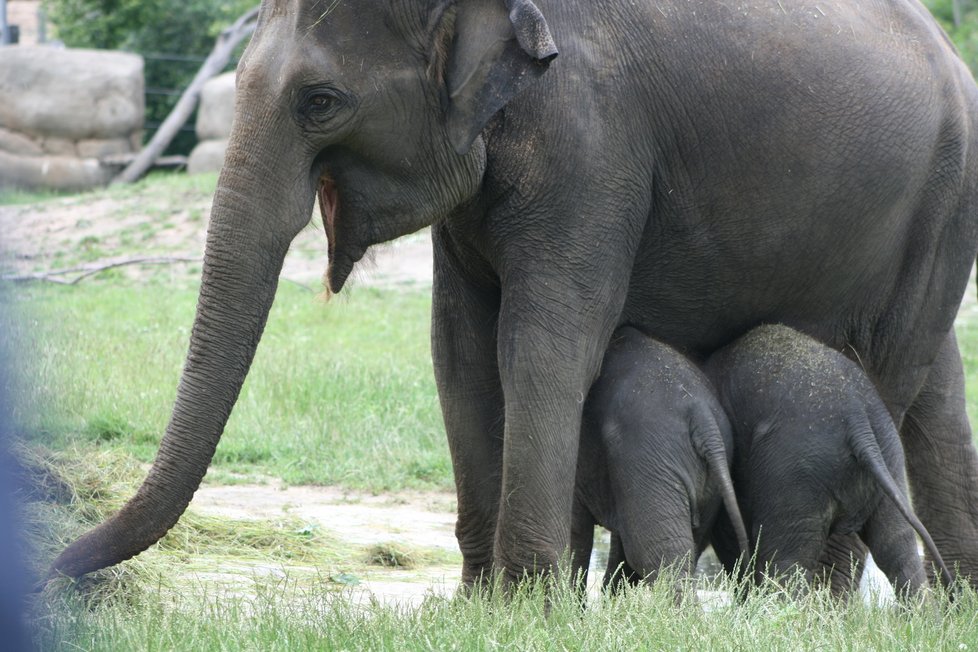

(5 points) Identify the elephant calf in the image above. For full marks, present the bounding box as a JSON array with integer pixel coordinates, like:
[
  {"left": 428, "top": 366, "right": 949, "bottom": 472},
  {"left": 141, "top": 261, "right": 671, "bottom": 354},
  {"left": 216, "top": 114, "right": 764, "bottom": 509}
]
[
  {"left": 705, "top": 324, "right": 953, "bottom": 595},
  {"left": 571, "top": 326, "right": 749, "bottom": 592}
]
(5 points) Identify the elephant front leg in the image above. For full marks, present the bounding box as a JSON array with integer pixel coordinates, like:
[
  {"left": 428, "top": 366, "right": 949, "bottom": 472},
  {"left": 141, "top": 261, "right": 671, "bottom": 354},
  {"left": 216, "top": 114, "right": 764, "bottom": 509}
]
[
  {"left": 901, "top": 329, "right": 978, "bottom": 587},
  {"left": 491, "top": 282, "right": 623, "bottom": 586},
  {"left": 431, "top": 234, "right": 504, "bottom": 589}
]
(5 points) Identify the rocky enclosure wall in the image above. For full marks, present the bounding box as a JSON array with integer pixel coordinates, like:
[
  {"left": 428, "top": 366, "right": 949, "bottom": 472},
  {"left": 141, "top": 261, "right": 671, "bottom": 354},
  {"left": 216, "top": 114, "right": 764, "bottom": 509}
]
[
  {"left": 187, "top": 72, "right": 235, "bottom": 175},
  {"left": 0, "top": 47, "right": 144, "bottom": 191}
]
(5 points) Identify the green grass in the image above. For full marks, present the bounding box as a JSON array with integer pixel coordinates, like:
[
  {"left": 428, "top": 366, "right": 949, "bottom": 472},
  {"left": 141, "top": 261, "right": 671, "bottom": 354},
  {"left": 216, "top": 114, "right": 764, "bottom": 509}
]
[
  {"left": 30, "top": 570, "right": 978, "bottom": 651},
  {"left": 0, "top": 187, "right": 69, "bottom": 206},
  {"left": 5, "top": 281, "right": 447, "bottom": 492},
  {"left": 0, "top": 170, "right": 218, "bottom": 208},
  {"left": 9, "top": 277, "right": 978, "bottom": 500}
]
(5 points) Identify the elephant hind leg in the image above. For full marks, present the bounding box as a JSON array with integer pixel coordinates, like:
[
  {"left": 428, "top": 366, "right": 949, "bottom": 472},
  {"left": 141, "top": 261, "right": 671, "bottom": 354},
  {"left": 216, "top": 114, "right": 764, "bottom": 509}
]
[
  {"left": 861, "top": 501, "right": 928, "bottom": 596},
  {"left": 570, "top": 498, "right": 596, "bottom": 598},
  {"left": 901, "top": 330, "right": 978, "bottom": 588},
  {"left": 815, "top": 531, "right": 868, "bottom": 597},
  {"left": 752, "top": 528, "right": 826, "bottom": 597},
  {"left": 603, "top": 532, "right": 640, "bottom": 594},
  {"left": 749, "top": 491, "right": 829, "bottom": 596}
]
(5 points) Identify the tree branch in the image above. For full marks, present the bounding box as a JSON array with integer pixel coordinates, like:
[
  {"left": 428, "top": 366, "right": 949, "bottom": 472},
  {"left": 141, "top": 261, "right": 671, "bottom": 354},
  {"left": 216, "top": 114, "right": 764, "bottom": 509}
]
[
  {"left": 112, "top": 6, "right": 260, "bottom": 185},
  {"left": 1, "top": 256, "right": 200, "bottom": 284}
]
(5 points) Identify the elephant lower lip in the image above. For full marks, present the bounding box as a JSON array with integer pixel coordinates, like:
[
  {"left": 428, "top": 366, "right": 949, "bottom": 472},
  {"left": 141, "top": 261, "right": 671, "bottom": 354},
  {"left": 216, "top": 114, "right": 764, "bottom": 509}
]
[
  {"left": 318, "top": 174, "right": 339, "bottom": 248},
  {"left": 318, "top": 173, "right": 341, "bottom": 291}
]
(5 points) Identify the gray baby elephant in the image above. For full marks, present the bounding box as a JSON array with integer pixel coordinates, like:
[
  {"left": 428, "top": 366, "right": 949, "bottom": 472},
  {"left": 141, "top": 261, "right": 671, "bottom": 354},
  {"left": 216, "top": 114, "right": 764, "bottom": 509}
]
[
  {"left": 705, "top": 324, "right": 953, "bottom": 595},
  {"left": 571, "top": 326, "right": 749, "bottom": 591}
]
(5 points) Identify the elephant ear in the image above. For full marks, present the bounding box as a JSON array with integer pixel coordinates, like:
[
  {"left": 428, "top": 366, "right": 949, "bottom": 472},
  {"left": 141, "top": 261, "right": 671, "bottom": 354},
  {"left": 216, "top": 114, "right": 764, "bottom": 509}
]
[{"left": 445, "top": 0, "right": 558, "bottom": 154}]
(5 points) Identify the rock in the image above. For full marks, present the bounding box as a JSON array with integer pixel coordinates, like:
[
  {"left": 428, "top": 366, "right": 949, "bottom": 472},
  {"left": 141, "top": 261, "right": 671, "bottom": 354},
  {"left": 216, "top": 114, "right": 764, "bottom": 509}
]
[
  {"left": 0, "top": 127, "right": 41, "bottom": 156},
  {"left": 0, "top": 47, "right": 144, "bottom": 190},
  {"left": 77, "top": 138, "right": 134, "bottom": 159},
  {"left": 40, "top": 137, "right": 77, "bottom": 156},
  {"left": 0, "top": 150, "right": 112, "bottom": 191},
  {"left": 0, "top": 47, "right": 144, "bottom": 141},
  {"left": 196, "top": 72, "right": 236, "bottom": 141},
  {"left": 187, "top": 139, "right": 228, "bottom": 175}
]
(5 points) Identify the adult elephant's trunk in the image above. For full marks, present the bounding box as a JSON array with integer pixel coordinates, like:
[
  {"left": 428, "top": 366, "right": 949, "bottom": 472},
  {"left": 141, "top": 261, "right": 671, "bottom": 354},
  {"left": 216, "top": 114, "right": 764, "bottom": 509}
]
[{"left": 47, "top": 136, "right": 311, "bottom": 578}]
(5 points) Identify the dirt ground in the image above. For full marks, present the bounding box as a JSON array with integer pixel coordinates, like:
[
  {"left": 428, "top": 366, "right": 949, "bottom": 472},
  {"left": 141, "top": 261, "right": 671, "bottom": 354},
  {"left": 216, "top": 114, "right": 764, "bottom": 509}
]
[
  {"left": 0, "top": 185, "right": 433, "bottom": 289},
  {"left": 188, "top": 482, "right": 463, "bottom": 607}
]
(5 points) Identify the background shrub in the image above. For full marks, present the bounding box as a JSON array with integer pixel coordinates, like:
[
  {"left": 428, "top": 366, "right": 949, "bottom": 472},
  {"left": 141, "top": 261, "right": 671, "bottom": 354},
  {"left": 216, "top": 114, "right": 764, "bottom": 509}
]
[
  {"left": 925, "top": 1, "right": 978, "bottom": 74},
  {"left": 42, "top": 0, "right": 254, "bottom": 155}
]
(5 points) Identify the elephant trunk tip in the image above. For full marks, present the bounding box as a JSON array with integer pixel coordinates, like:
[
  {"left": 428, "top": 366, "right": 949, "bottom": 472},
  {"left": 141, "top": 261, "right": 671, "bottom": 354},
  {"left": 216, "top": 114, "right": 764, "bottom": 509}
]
[{"left": 43, "top": 502, "right": 186, "bottom": 582}]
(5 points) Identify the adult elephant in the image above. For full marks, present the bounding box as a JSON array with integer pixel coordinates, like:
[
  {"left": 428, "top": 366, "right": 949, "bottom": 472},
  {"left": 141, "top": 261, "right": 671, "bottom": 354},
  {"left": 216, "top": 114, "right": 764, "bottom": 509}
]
[{"left": 49, "top": 0, "right": 978, "bottom": 589}]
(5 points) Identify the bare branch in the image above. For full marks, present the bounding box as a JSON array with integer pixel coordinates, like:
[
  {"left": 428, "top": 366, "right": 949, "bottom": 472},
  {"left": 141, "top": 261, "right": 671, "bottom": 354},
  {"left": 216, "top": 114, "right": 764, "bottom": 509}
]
[
  {"left": 112, "top": 6, "right": 260, "bottom": 185},
  {"left": 1, "top": 256, "right": 200, "bottom": 284}
]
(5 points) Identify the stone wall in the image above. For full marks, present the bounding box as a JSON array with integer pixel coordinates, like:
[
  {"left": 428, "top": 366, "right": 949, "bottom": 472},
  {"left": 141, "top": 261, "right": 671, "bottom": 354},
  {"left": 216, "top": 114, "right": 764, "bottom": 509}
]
[
  {"left": 187, "top": 72, "right": 235, "bottom": 175},
  {"left": 0, "top": 47, "right": 144, "bottom": 191}
]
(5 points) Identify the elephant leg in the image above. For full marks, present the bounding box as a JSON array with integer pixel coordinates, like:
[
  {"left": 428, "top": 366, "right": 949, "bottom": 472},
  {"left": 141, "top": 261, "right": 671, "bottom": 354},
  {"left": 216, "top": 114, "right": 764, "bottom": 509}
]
[
  {"left": 753, "top": 527, "right": 826, "bottom": 596},
  {"left": 860, "top": 501, "right": 928, "bottom": 596},
  {"left": 431, "top": 229, "right": 504, "bottom": 589},
  {"left": 491, "top": 271, "right": 628, "bottom": 585},
  {"left": 570, "top": 498, "right": 595, "bottom": 596},
  {"left": 814, "top": 531, "right": 868, "bottom": 597},
  {"left": 614, "top": 491, "right": 697, "bottom": 604},
  {"left": 749, "top": 488, "right": 829, "bottom": 594},
  {"left": 710, "top": 507, "right": 748, "bottom": 578},
  {"left": 603, "top": 532, "right": 638, "bottom": 594},
  {"left": 630, "top": 534, "right": 696, "bottom": 596},
  {"left": 901, "top": 329, "right": 978, "bottom": 586}
]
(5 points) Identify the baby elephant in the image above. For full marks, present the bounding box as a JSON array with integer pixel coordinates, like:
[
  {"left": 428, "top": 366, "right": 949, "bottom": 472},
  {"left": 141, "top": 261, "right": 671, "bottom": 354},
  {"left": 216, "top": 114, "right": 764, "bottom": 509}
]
[
  {"left": 571, "top": 326, "right": 749, "bottom": 592},
  {"left": 705, "top": 324, "right": 953, "bottom": 595}
]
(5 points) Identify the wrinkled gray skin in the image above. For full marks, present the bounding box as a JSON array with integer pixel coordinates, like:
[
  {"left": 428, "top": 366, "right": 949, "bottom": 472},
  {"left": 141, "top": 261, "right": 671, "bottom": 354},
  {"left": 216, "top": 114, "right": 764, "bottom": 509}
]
[
  {"left": 706, "top": 325, "right": 954, "bottom": 595},
  {"left": 49, "top": 0, "right": 978, "bottom": 591},
  {"left": 570, "top": 327, "right": 749, "bottom": 592}
]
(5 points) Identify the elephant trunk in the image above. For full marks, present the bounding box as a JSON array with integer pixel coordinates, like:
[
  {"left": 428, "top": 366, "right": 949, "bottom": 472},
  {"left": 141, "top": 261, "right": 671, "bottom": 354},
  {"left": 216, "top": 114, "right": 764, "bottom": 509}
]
[{"left": 47, "top": 155, "right": 307, "bottom": 579}]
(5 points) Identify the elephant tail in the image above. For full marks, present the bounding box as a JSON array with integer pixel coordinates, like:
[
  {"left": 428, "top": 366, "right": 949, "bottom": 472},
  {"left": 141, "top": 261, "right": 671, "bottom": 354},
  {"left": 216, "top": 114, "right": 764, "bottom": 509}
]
[
  {"left": 690, "top": 404, "right": 750, "bottom": 559},
  {"left": 849, "top": 410, "right": 956, "bottom": 590}
]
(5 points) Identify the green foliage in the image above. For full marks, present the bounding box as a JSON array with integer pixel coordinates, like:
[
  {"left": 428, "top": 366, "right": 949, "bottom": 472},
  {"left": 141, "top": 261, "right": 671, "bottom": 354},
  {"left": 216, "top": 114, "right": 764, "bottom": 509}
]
[
  {"left": 925, "top": 0, "right": 978, "bottom": 75},
  {"left": 42, "top": 0, "right": 255, "bottom": 155}
]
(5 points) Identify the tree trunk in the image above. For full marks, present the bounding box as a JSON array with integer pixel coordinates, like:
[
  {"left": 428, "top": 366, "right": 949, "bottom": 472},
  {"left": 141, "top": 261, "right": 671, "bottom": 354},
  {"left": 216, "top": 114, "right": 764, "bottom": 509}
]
[{"left": 112, "top": 6, "right": 259, "bottom": 185}]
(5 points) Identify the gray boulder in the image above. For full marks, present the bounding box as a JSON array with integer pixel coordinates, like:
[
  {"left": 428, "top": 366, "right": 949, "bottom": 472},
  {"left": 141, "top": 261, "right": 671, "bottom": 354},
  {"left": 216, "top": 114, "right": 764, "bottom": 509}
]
[
  {"left": 0, "top": 47, "right": 144, "bottom": 191},
  {"left": 196, "top": 72, "right": 236, "bottom": 141},
  {"left": 187, "top": 72, "right": 236, "bottom": 174},
  {"left": 0, "top": 150, "right": 112, "bottom": 192},
  {"left": 0, "top": 127, "right": 41, "bottom": 157},
  {"left": 0, "top": 47, "right": 144, "bottom": 141},
  {"left": 187, "top": 139, "right": 228, "bottom": 175}
]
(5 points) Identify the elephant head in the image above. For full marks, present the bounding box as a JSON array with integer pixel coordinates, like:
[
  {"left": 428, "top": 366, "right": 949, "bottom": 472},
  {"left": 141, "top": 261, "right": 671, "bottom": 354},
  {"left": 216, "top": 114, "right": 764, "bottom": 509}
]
[{"left": 47, "top": 0, "right": 556, "bottom": 579}]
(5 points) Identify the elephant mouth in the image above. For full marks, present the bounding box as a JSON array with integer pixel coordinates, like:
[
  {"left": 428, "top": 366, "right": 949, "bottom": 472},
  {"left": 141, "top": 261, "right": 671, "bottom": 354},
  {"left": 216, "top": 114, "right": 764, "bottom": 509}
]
[
  {"left": 318, "top": 172, "right": 345, "bottom": 294},
  {"left": 317, "top": 172, "right": 368, "bottom": 295}
]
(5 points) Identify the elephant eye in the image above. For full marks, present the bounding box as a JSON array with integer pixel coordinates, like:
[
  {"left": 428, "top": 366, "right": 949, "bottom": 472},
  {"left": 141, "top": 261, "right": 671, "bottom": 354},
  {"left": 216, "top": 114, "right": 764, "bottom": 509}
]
[
  {"left": 297, "top": 85, "right": 348, "bottom": 121},
  {"left": 295, "top": 85, "right": 356, "bottom": 132},
  {"left": 309, "top": 94, "right": 333, "bottom": 108}
]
